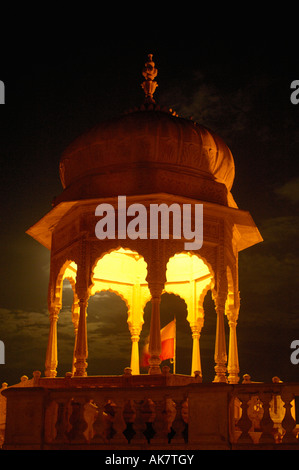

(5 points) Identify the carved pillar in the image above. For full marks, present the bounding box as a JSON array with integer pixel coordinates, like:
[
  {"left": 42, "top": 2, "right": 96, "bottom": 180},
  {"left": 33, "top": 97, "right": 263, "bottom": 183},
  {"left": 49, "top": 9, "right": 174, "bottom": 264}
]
[
  {"left": 190, "top": 317, "right": 204, "bottom": 376},
  {"left": 227, "top": 311, "right": 240, "bottom": 384},
  {"left": 148, "top": 285, "right": 163, "bottom": 375},
  {"left": 74, "top": 294, "right": 88, "bottom": 376},
  {"left": 146, "top": 240, "right": 167, "bottom": 375},
  {"left": 129, "top": 326, "right": 141, "bottom": 375},
  {"left": 226, "top": 258, "right": 240, "bottom": 384},
  {"left": 45, "top": 305, "right": 60, "bottom": 377},
  {"left": 213, "top": 287, "right": 228, "bottom": 383},
  {"left": 71, "top": 301, "right": 80, "bottom": 375},
  {"left": 73, "top": 237, "right": 91, "bottom": 377}
]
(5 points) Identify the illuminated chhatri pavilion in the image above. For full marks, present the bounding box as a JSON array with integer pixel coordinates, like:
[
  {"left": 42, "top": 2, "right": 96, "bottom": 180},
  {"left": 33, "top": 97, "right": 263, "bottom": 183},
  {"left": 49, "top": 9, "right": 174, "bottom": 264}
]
[
  {"left": 27, "top": 54, "right": 262, "bottom": 383},
  {"left": 4, "top": 54, "right": 299, "bottom": 451}
]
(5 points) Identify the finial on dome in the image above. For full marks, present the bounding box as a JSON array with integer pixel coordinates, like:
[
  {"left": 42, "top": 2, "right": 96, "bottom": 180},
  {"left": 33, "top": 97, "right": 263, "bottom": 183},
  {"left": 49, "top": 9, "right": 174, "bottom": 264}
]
[{"left": 141, "top": 53, "right": 158, "bottom": 104}]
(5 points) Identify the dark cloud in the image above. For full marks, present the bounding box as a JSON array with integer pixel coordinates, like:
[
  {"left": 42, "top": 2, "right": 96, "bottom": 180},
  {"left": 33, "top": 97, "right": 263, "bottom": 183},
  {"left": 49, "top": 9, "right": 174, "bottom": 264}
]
[
  {"left": 160, "top": 73, "right": 278, "bottom": 143},
  {"left": 275, "top": 177, "right": 299, "bottom": 204},
  {"left": 239, "top": 214, "right": 299, "bottom": 323},
  {"left": 0, "top": 307, "right": 49, "bottom": 384}
]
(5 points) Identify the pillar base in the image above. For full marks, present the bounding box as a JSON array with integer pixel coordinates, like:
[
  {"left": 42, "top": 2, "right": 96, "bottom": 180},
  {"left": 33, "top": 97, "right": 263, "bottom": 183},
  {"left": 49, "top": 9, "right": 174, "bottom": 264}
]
[
  {"left": 44, "top": 369, "right": 57, "bottom": 378},
  {"left": 148, "top": 355, "right": 162, "bottom": 375},
  {"left": 213, "top": 363, "right": 228, "bottom": 383},
  {"left": 148, "top": 365, "right": 162, "bottom": 375},
  {"left": 74, "top": 360, "right": 88, "bottom": 377}
]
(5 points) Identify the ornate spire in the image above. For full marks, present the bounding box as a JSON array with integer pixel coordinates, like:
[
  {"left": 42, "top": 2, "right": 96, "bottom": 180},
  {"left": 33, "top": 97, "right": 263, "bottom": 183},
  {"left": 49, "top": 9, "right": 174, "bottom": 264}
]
[{"left": 141, "top": 54, "right": 158, "bottom": 104}]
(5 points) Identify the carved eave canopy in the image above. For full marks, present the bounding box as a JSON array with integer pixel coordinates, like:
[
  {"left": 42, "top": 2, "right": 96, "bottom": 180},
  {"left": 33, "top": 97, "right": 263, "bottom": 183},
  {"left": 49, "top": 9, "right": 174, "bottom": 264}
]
[{"left": 26, "top": 194, "right": 262, "bottom": 252}]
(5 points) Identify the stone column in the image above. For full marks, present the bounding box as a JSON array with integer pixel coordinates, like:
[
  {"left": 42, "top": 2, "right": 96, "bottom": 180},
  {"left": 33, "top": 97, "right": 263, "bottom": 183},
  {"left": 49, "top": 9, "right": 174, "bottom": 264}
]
[
  {"left": 73, "top": 295, "right": 88, "bottom": 377},
  {"left": 44, "top": 305, "right": 60, "bottom": 377},
  {"left": 146, "top": 240, "right": 166, "bottom": 376},
  {"left": 73, "top": 237, "right": 91, "bottom": 377},
  {"left": 213, "top": 293, "right": 228, "bottom": 383},
  {"left": 148, "top": 290, "right": 162, "bottom": 375},
  {"left": 227, "top": 313, "right": 240, "bottom": 384},
  {"left": 129, "top": 326, "right": 141, "bottom": 375},
  {"left": 190, "top": 318, "right": 204, "bottom": 376},
  {"left": 71, "top": 301, "right": 80, "bottom": 375}
]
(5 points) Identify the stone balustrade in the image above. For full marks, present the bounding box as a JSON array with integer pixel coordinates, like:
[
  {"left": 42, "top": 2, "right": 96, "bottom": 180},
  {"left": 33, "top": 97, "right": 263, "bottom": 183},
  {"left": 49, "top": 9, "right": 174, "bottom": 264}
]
[{"left": 1, "top": 373, "right": 299, "bottom": 450}]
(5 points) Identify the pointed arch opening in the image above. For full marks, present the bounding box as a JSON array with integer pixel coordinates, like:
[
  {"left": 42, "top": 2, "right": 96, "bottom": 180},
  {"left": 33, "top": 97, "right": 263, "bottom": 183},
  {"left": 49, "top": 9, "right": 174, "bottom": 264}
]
[
  {"left": 88, "top": 248, "right": 150, "bottom": 375},
  {"left": 140, "top": 292, "right": 190, "bottom": 374},
  {"left": 87, "top": 290, "right": 130, "bottom": 375},
  {"left": 45, "top": 260, "right": 78, "bottom": 377},
  {"left": 159, "top": 252, "right": 215, "bottom": 379}
]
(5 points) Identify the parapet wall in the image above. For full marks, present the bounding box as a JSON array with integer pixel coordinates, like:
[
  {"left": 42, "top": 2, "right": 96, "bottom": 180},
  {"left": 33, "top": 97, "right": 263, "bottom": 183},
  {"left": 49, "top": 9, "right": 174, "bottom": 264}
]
[{"left": 1, "top": 378, "right": 299, "bottom": 450}]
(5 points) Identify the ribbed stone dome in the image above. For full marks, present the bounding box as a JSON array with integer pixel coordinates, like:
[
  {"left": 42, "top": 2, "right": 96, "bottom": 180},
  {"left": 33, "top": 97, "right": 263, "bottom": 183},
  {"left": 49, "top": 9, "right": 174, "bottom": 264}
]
[{"left": 55, "top": 108, "right": 236, "bottom": 207}]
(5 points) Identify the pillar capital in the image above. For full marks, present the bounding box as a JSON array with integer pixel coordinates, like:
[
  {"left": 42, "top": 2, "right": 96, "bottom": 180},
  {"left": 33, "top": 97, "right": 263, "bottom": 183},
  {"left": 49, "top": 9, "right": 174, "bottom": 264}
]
[
  {"left": 226, "top": 306, "right": 239, "bottom": 326},
  {"left": 128, "top": 325, "right": 141, "bottom": 341},
  {"left": 190, "top": 317, "right": 204, "bottom": 334},
  {"left": 190, "top": 320, "right": 203, "bottom": 377},
  {"left": 129, "top": 325, "right": 141, "bottom": 375},
  {"left": 76, "top": 288, "right": 90, "bottom": 304},
  {"left": 148, "top": 282, "right": 164, "bottom": 299},
  {"left": 49, "top": 304, "right": 60, "bottom": 320}
]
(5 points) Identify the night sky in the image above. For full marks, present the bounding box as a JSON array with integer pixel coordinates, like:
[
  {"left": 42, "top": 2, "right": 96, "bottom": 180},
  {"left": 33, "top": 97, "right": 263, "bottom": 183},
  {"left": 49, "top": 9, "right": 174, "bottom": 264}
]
[{"left": 1, "top": 20, "right": 299, "bottom": 386}]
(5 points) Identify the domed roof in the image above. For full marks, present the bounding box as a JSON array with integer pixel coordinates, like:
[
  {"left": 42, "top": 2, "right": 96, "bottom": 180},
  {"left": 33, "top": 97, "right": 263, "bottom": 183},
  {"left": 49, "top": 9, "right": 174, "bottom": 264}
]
[
  {"left": 55, "top": 108, "right": 235, "bottom": 207},
  {"left": 54, "top": 55, "right": 236, "bottom": 208}
]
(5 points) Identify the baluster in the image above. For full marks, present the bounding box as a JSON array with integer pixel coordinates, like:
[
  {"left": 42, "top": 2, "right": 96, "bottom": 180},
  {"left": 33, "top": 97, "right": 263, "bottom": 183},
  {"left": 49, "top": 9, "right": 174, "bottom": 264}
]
[
  {"left": 229, "top": 396, "right": 241, "bottom": 444},
  {"left": 83, "top": 399, "right": 99, "bottom": 443},
  {"left": 54, "top": 398, "right": 70, "bottom": 443},
  {"left": 141, "top": 399, "right": 156, "bottom": 444},
  {"left": 44, "top": 399, "right": 58, "bottom": 443},
  {"left": 92, "top": 399, "right": 105, "bottom": 444},
  {"left": 111, "top": 399, "right": 127, "bottom": 445},
  {"left": 130, "top": 400, "right": 147, "bottom": 444},
  {"left": 236, "top": 393, "right": 253, "bottom": 444},
  {"left": 281, "top": 391, "right": 297, "bottom": 444},
  {"left": 259, "top": 391, "right": 275, "bottom": 444},
  {"left": 170, "top": 398, "right": 186, "bottom": 445},
  {"left": 165, "top": 398, "right": 177, "bottom": 443},
  {"left": 66, "top": 398, "right": 88, "bottom": 442},
  {"left": 102, "top": 400, "right": 115, "bottom": 441},
  {"left": 123, "top": 400, "right": 136, "bottom": 444},
  {"left": 181, "top": 398, "right": 189, "bottom": 443},
  {"left": 150, "top": 399, "right": 169, "bottom": 445}
]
